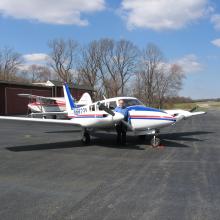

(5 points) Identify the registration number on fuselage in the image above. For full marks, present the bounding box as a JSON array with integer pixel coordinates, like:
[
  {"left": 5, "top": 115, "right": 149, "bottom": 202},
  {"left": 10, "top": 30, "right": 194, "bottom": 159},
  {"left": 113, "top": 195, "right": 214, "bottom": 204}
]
[{"left": 74, "top": 107, "right": 87, "bottom": 115}]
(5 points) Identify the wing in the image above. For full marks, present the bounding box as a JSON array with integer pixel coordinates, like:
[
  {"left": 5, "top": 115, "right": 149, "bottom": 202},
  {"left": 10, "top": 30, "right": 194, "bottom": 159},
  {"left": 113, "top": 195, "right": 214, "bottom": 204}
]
[
  {"left": 18, "top": 93, "right": 41, "bottom": 99},
  {"left": 165, "top": 109, "right": 206, "bottom": 122},
  {"left": 30, "top": 112, "right": 67, "bottom": 117},
  {"left": 18, "top": 94, "right": 59, "bottom": 102},
  {"left": 0, "top": 116, "right": 80, "bottom": 126}
]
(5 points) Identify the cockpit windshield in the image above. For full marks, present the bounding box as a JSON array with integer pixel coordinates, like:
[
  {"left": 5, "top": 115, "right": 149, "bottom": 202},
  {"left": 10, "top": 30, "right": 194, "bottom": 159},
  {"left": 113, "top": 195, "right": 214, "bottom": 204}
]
[{"left": 121, "top": 99, "right": 144, "bottom": 107}]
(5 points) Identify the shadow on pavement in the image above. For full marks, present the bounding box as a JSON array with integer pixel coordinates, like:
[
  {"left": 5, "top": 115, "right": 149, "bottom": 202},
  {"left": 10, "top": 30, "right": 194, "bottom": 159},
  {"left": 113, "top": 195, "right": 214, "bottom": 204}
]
[
  {"left": 6, "top": 138, "right": 144, "bottom": 152},
  {"left": 6, "top": 140, "right": 84, "bottom": 152},
  {"left": 45, "top": 130, "right": 81, "bottom": 134},
  {"left": 161, "top": 131, "right": 213, "bottom": 142},
  {"left": 6, "top": 131, "right": 213, "bottom": 152}
]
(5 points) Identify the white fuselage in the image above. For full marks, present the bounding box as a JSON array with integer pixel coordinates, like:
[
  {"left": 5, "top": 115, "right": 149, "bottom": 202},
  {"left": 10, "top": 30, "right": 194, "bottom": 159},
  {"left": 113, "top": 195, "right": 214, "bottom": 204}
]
[
  {"left": 67, "top": 97, "right": 176, "bottom": 130},
  {"left": 128, "top": 107, "right": 176, "bottom": 130}
]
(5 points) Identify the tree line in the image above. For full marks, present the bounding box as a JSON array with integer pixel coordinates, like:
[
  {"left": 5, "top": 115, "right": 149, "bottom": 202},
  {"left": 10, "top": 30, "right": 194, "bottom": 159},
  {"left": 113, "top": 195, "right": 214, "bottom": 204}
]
[{"left": 0, "top": 38, "right": 185, "bottom": 108}]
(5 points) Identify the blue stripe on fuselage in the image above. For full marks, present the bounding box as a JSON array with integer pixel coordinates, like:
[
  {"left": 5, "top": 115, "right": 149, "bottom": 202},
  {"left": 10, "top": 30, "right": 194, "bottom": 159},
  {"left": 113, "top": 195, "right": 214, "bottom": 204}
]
[
  {"left": 129, "top": 117, "right": 176, "bottom": 122},
  {"left": 127, "top": 105, "right": 166, "bottom": 113}
]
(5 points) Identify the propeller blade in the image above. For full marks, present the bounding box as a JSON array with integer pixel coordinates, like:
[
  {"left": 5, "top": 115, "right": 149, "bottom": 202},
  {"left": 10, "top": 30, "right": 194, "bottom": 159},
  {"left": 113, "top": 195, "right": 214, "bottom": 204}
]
[
  {"left": 98, "top": 103, "right": 115, "bottom": 116},
  {"left": 121, "top": 120, "right": 133, "bottom": 131},
  {"left": 190, "top": 106, "right": 198, "bottom": 112}
]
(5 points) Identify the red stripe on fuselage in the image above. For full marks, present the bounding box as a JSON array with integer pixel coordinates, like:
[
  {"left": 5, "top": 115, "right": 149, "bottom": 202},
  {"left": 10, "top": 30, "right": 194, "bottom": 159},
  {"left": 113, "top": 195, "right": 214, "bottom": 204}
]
[{"left": 130, "top": 115, "right": 174, "bottom": 119}]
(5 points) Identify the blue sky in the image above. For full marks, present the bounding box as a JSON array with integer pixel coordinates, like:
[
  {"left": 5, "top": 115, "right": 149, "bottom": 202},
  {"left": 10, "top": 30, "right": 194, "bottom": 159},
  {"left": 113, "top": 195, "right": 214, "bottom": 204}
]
[{"left": 0, "top": 0, "right": 220, "bottom": 99}]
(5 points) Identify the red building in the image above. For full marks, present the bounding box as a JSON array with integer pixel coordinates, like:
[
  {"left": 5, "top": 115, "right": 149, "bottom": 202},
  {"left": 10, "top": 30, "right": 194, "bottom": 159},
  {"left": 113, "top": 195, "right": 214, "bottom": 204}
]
[{"left": 0, "top": 80, "right": 94, "bottom": 115}]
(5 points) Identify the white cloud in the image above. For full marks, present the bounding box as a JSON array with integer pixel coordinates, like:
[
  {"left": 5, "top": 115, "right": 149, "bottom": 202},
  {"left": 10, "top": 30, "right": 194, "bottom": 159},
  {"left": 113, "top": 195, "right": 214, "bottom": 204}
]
[
  {"left": 120, "top": 0, "right": 211, "bottom": 30},
  {"left": 23, "top": 53, "right": 49, "bottom": 63},
  {"left": 211, "top": 38, "right": 220, "bottom": 47},
  {"left": 0, "top": 0, "right": 105, "bottom": 25},
  {"left": 211, "top": 14, "right": 220, "bottom": 30},
  {"left": 19, "top": 53, "right": 49, "bottom": 71},
  {"left": 175, "top": 54, "right": 203, "bottom": 73}
]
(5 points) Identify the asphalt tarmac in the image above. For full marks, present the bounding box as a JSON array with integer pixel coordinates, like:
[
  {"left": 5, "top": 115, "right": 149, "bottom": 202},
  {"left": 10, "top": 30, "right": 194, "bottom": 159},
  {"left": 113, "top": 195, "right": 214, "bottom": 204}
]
[{"left": 0, "top": 110, "right": 220, "bottom": 220}]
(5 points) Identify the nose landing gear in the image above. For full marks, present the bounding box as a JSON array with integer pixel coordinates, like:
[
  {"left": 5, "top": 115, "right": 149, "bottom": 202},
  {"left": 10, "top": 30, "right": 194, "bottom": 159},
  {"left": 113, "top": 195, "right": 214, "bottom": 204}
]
[
  {"left": 150, "top": 129, "right": 161, "bottom": 148},
  {"left": 151, "top": 136, "right": 161, "bottom": 148}
]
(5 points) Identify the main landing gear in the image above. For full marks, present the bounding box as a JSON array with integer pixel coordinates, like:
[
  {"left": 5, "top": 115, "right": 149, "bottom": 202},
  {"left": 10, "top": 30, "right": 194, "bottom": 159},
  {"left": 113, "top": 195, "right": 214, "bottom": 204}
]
[{"left": 81, "top": 129, "right": 91, "bottom": 145}]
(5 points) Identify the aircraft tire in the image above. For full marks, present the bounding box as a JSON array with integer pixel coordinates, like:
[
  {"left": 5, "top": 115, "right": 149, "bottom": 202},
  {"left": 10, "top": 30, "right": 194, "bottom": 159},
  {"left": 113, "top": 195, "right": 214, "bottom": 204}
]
[
  {"left": 81, "top": 132, "right": 90, "bottom": 145},
  {"left": 151, "top": 136, "right": 160, "bottom": 148}
]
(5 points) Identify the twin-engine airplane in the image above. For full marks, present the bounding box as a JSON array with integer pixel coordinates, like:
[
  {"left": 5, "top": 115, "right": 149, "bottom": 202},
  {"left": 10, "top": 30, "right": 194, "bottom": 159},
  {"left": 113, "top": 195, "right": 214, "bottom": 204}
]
[{"left": 0, "top": 83, "right": 206, "bottom": 147}]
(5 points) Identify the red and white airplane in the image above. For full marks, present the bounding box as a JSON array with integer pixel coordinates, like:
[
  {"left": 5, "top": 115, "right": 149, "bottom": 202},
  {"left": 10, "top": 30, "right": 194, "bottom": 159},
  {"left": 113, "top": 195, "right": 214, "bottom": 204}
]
[{"left": 18, "top": 92, "right": 92, "bottom": 118}]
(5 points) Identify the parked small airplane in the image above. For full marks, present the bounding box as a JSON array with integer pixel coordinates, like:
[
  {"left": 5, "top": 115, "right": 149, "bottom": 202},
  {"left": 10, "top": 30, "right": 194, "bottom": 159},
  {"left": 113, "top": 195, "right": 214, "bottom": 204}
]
[
  {"left": 18, "top": 94, "right": 66, "bottom": 113},
  {"left": 18, "top": 92, "right": 92, "bottom": 118},
  {"left": 0, "top": 83, "right": 206, "bottom": 147}
]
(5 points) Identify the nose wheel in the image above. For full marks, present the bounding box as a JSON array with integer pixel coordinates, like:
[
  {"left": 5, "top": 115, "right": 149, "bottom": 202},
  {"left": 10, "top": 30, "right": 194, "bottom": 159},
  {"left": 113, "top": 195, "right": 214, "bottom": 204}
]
[
  {"left": 81, "top": 129, "right": 91, "bottom": 145},
  {"left": 150, "top": 136, "right": 160, "bottom": 148},
  {"left": 150, "top": 129, "right": 160, "bottom": 148}
]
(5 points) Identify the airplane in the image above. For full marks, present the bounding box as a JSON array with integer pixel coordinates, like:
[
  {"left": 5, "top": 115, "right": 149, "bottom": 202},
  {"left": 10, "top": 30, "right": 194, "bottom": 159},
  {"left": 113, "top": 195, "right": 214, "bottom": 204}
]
[
  {"left": 18, "top": 92, "right": 92, "bottom": 118},
  {"left": 0, "top": 83, "right": 206, "bottom": 147}
]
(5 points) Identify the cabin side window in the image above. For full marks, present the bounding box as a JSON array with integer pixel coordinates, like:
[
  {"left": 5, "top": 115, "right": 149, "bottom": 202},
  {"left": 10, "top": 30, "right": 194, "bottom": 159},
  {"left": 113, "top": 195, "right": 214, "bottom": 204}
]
[
  {"left": 109, "top": 101, "right": 117, "bottom": 110},
  {"left": 96, "top": 102, "right": 107, "bottom": 111},
  {"left": 89, "top": 105, "right": 95, "bottom": 111}
]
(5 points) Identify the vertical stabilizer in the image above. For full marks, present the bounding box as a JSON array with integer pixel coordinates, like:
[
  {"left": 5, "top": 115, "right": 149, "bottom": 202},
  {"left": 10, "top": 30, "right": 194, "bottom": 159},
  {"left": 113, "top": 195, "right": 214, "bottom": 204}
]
[
  {"left": 77, "top": 93, "right": 92, "bottom": 106},
  {"left": 63, "top": 83, "right": 75, "bottom": 113}
]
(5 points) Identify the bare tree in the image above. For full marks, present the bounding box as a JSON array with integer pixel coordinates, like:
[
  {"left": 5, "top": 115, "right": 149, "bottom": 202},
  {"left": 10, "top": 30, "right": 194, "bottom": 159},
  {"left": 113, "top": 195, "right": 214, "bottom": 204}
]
[
  {"left": 133, "top": 72, "right": 145, "bottom": 102},
  {"left": 98, "top": 38, "right": 118, "bottom": 97},
  {"left": 0, "top": 47, "right": 23, "bottom": 81},
  {"left": 97, "top": 38, "right": 138, "bottom": 97},
  {"left": 114, "top": 39, "right": 139, "bottom": 95},
  {"left": 155, "top": 64, "right": 185, "bottom": 108},
  {"left": 77, "top": 41, "right": 102, "bottom": 98},
  {"left": 21, "top": 64, "right": 52, "bottom": 83},
  {"left": 77, "top": 38, "right": 138, "bottom": 98},
  {"left": 48, "top": 39, "right": 78, "bottom": 83},
  {"left": 133, "top": 44, "right": 185, "bottom": 108},
  {"left": 135, "top": 43, "right": 164, "bottom": 105}
]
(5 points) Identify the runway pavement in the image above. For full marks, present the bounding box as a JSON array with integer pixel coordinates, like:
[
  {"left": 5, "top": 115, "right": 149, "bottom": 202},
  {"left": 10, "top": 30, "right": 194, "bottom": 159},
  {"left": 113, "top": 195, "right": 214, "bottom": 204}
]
[{"left": 0, "top": 110, "right": 220, "bottom": 220}]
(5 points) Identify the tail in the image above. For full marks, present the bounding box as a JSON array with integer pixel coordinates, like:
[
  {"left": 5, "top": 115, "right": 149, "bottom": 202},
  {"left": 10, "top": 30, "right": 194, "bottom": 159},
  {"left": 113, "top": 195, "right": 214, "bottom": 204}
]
[
  {"left": 77, "top": 92, "right": 92, "bottom": 106},
  {"left": 63, "top": 83, "right": 75, "bottom": 113}
]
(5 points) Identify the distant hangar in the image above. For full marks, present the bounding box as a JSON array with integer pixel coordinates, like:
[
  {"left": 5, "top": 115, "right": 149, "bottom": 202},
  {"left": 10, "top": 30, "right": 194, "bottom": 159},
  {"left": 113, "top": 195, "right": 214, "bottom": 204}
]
[{"left": 0, "top": 80, "right": 93, "bottom": 115}]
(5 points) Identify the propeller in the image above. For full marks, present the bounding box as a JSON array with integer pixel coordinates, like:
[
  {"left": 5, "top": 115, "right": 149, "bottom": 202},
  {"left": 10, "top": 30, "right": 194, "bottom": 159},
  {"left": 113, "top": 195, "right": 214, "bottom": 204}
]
[
  {"left": 97, "top": 102, "right": 133, "bottom": 130},
  {"left": 121, "top": 119, "right": 133, "bottom": 131},
  {"left": 97, "top": 102, "right": 115, "bottom": 116},
  {"left": 190, "top": 105, "right": 198, "bottom": 112}
]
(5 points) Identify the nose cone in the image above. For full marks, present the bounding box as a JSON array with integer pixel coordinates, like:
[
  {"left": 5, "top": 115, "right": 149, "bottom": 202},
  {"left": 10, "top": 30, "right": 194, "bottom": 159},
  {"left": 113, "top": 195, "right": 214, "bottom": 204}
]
[
  {"left": 113, "top": 112, "right": 124, "bottom": 122},
  {"left": 150, "top": 112, "right": 176, "bottom": 129},
  {"left": 164, "top": 113, "right": 176, "bottom": 124}
]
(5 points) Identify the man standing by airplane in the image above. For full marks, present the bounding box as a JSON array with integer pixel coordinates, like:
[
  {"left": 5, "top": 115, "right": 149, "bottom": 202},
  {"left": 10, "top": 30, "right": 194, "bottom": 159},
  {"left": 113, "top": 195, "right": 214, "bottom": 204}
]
[{"left": 115, "top": 99, "right": 129, "bottom": 145}]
